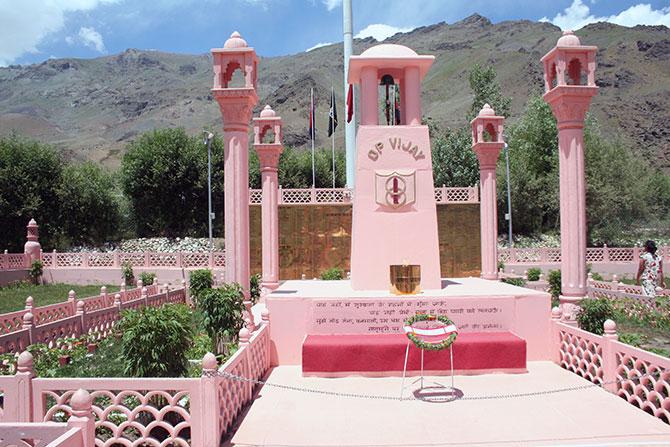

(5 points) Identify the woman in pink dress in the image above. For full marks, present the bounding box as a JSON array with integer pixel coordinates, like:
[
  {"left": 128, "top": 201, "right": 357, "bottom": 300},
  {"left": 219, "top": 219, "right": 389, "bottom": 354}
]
[{"left": 636, "top": 240, "right": 664, "bottom": 297}]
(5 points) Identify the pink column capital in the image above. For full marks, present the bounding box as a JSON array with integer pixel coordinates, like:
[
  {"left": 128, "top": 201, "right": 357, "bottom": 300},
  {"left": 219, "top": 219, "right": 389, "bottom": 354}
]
[
  {"left": 471, "top": 104, "right": 505, "bottom": 280},
  {"left": 542, "top": 31, "right": 598, "bottom": 323}
]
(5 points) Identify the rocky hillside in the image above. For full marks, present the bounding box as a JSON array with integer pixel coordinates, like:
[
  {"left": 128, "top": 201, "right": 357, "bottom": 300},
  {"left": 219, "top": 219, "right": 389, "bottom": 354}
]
[{"left": 0, "top": 14, "right": 668, "bottom": 170}]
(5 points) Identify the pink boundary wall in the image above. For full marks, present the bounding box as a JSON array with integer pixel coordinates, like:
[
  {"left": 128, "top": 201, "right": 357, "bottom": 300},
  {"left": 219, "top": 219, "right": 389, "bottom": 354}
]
[{"left": 0, "top": 283, "right": 185, "bottom": 354}]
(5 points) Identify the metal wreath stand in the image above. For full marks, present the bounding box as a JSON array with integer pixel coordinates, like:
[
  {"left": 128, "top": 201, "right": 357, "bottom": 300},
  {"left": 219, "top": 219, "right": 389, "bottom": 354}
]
[{"left": 400, "top": 316, "right": 458, "bottom": 399}]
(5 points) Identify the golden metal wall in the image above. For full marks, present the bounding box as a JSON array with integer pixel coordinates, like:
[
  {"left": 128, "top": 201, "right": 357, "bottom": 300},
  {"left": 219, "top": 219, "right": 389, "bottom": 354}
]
[{"left": 250, "top": 204, "right": 480, "bottom": 279}]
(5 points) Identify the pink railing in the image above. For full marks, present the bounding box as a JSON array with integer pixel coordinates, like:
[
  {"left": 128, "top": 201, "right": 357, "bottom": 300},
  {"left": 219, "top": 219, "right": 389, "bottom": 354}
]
[
  {"left": 248, "top": 186, "right": 479, "bottom": 205},
  {"left": 551, "top": 309, "right": 670, "bottom": 424},
  {"left": 500, "top": 245, "right": 670, "bottom": 265},
  {"left": 39, "top": 250, "right": 226, "bottom": 269},
  {"left": 0, "top": 422, "right": 89, "bottom": 446},
  {"left": 0, "top": 284, "right": 178, "bottom": 353},
  {"left": 587, "top": 276, "right": 669, "bottom": 307},
  {"left": 0, "top": 313, "right": 272, "bottom": 447}
]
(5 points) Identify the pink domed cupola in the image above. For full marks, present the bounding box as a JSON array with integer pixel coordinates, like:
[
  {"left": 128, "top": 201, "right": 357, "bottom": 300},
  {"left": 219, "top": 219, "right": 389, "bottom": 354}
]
[{"left": 541, "top": 30, "right": 597, "bottom": 90}]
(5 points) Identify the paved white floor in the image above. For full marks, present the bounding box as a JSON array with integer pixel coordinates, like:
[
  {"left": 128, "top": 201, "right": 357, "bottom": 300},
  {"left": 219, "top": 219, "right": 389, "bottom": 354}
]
[{"left": 226, "top": 362, "right": 670, "bottom": 447}]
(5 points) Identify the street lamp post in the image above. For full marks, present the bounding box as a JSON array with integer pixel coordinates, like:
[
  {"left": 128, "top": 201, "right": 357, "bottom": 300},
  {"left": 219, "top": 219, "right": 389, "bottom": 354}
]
[
  {"left": 504, "top": 142, "right": 513, "bottom": 248},
  {"left": 204, "top": 132, "right": 214, "bottom": 251}
]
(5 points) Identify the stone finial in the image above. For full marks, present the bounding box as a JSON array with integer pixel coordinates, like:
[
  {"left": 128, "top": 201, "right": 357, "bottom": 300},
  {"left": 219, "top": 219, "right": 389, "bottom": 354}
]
[
  {"left": 202, "top": 352, "right": 218, "bottom": 370},
  {"left": 261, "top": 308, "right": 270, "bottom": 324},
  {"left": 603, "top": 319, "right": 618, "bottom": 340},
  {"left": 137, "top": 279, "right": 143, "bottom": 288},
  {"left": 68, "top": 290, "right": 76, "bottom": 301},
  {"left": 239, "top": 327, "right": 251, "bottom": 344},
  {"left": 100, "top": 286, "right": 107, "bottom": 295},
  {"left": 478, "top": 103, "right": 495, "bottom": 117},
  {"left": 551, "top": 306, "right": 562, "bottom": 320},
  {"left": 70, "top": 389, "right": 93, "bottom": 412},
  {"left": 25, "top": 296, "right": 33, "bottom": 311},
  {"left": 76, "top": 300, "right": 85, "bottom": 314},
  {"left": 557, "top": 30, "right": 581, "bottom": 47},
  {"left": 22, "top": 312, "right": 34, "bottom": 327},
  {"left": 141, "top": 287, "right": 148, "bottom": 298},
  {"left": 113, "top": 293, "right": 122, "bottom": 306},
  {"left": 163, "top": 283, "right": 169, "bottom": 292},
  {"left": 153, "top": 277, "right": 159, "bottom": 286},
  {"left": 181, "top": 279, "right": 187, "bottom": 289},
  {"left": 17, "top": 350, "right": 34, "bottom": 373},
  {"left": 224, "top": 31, "right": 248, "bottom": 49},
  {"left": 260, "top": 105, "right": 276, "bottom": 118}
]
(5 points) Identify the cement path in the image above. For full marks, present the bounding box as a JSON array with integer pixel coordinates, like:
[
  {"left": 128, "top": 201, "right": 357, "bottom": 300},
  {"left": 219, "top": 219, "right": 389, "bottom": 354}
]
[{"left": 226, "top": 362, "right": 670, "bottom": 447}]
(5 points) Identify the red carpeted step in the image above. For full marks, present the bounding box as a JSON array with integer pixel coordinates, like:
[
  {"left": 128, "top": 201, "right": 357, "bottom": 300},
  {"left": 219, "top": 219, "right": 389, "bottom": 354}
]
[{"left": 302, "top": 332, "right": 526, "bottom": 374}]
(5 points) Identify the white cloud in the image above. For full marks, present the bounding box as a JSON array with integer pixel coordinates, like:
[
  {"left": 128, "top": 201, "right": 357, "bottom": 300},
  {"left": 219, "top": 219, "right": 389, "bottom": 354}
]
[
  {"left": 355, "top": 23, "right": 414, "bottom": 41},
  {"left": 305, "top": 42, "right": 333, "bottom": 52},
  {"left": 322, "top": 0, "right": 341, "bottom": 11},
  {"left": 541, "top": 0, "right": 670, "bottom": 30},
  {"left": 0, "top": 0, "right": 118, "bottom": 66},
  {"left": 78, "top": 27, "right": 106, "bottom": 52}
]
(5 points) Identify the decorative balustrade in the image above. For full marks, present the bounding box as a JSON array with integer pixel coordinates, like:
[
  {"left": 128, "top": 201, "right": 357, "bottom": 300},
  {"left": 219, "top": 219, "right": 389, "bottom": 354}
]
[
  {"left": 500, "top": 245, "right": 669, "bottom": 265},
  {"left": 587, "top": 277, "right": 669, "bottom": 307},
  {"left": 0, "top": 313, "right": 272, "bottom": 447},
  {"left": 248, "top": 186, "right": 479, "bottom": 205},
  {"left": 551, "top": 310, "right": 670, "bottom": 424},
  {"left": 0, "top": 284, "right": 182, "bottom": 353},
  {"left": 34, "top": 250, "right": 227, "bottom": 270}
]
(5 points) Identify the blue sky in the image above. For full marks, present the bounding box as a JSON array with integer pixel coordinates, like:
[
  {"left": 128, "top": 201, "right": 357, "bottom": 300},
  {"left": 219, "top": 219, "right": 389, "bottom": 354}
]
[{"left": 1, "top": 0, "right": 669, "bottom": 66}]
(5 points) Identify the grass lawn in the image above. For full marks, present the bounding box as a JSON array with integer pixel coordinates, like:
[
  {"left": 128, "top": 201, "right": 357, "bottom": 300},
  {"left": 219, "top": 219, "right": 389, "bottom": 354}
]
[{"left": 0, "top": 283, "right": 120, "bottom": 314}]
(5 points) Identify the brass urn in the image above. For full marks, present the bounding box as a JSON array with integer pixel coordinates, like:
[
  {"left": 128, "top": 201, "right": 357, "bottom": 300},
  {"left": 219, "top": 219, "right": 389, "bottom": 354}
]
[{"left": 390, "top": 264, "right": 421, "bottom": 295}]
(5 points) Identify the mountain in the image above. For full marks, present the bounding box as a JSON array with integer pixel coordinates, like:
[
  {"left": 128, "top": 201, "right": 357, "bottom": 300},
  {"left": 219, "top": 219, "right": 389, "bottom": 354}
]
[{"left": 1, "top": 14, "right": 669, "bottom": 170}]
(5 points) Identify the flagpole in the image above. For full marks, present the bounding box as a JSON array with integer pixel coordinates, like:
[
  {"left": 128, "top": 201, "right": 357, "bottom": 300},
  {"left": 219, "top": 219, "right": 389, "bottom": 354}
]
[
  {"left": 331, "top": 86, "right": 336, "bottom": 188},
  {"left": 311, "top": 87, "right": 316, "bottom": 188}
]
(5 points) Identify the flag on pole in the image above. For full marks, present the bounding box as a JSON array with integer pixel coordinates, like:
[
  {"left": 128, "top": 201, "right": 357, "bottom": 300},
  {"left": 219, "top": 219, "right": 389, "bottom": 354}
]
[
  {"left": 346, "top": 84, "right": 353, "bottom": 123},
  {"left": 328, "top": 88, "right": 338, "bottom": 137}
]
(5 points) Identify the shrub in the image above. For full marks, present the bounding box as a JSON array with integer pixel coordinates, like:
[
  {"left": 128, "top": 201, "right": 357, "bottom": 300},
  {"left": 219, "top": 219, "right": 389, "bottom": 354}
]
[
  {"left": 29, "top": 260, "right": 43, "bottom": 284},
  {"left": 250, "top": 273, "right": 261, "bottom": 305},
  {"left": 121, "top": 262, "right": 134, "bottom": 286},
  {"left": 618, "top": 332, "right": 645, "bottom": 348},
  {"left": 548, "top": 270, "right": 562, "bottom": 299},
  {"left": 526, "top": 267, "right": 541, "bottom": 282},
  {"left": 194, "top": 283, "right": 245, "bottom": 355},
  {"left": 591, "top": 272, "right": 603, "bottom": 281},
  {"left": 577, "top": 298, "right": 615, "bottom": 335},
  {"left": 321, "top": 267, "right": 344, "bottom": 280},
  {"left": 139, "top": 272, "right": 156, "bottom": 286},
  {"left": 189, "top": 269, "right": 213, "bottom": 301},
  {"left": 502, "top": 277, "right": 526, "bottom": 287},
  {"left": 116, "top": 304, "right": 193, "bottom": 377},
  {"left": 497, "top": 260, "right": 505, "bottom": 272}
]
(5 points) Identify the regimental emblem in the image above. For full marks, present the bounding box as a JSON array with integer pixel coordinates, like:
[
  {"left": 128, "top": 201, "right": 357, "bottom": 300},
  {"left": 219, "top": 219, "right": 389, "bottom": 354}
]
[{"left": 375, "top": 170, "right": 416, "bottom": 209}]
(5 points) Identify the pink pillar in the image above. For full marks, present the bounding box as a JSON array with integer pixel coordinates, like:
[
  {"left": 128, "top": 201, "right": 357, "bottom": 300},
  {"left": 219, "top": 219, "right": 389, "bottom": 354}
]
[
  {"left": 253, "top": 106, "right": 284, "bottom": 291},
  {"left": 23, "top": 219, "right": 41, "bottom": 267},
  {"left": 542, "top": 31, "right": 598, "bottom": 324},
  {"left": 471, "top": 104, "right": 505, "bottom": 280},
  {"left": 403, "top": 66, "right": 421, "bottom": 126},
  {"left": 212, "top": 32, "right": 259, "bottom": 302},
  {"left": 360, "top": 66, "right": 378, "bottom": 125}
]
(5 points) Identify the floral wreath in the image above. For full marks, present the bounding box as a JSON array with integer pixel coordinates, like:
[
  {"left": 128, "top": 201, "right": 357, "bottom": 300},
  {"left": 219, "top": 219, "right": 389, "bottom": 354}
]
[{"left": 404, "top": 313, "right": 457, "bottom": 351}]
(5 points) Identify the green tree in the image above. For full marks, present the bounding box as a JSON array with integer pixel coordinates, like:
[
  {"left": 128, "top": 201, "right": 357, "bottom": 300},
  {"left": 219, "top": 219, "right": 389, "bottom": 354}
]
[
  {"left": 57, "top": 162, "right": 121, "bottom": 246},
  {"left": 468, "top": 64, "right": 512, "bottom": 120},
  {"left": 498, "top": 95, "right": 559, "bottom": 236},
  {"left": 120, "top": 128, "right": 224, "bottom": 237},
  {"left": 0, "top": 135, "right": 63, "bottom": 251},
  {"left": 431, "top": 126, "right": 479, "bottom": 187}
]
